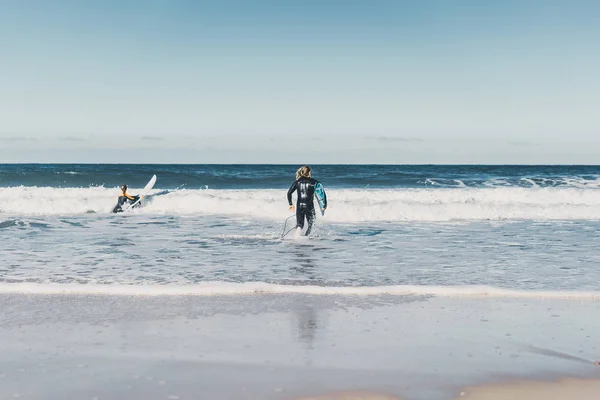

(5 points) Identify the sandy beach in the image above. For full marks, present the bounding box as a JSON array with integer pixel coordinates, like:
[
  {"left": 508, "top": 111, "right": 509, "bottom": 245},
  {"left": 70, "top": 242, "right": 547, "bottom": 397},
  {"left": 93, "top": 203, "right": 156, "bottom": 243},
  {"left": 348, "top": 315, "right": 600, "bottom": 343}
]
[
  {"left": 457, "top": 377, "right": 600, "bottom": 400},
  {"left": 1, "top": 292, "right": 598, "bottom": 399}
]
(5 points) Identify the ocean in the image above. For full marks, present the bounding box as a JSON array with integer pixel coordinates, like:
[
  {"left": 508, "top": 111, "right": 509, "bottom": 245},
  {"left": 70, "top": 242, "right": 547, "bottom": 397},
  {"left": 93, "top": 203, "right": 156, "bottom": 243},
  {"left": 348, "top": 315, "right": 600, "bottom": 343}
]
[
  {"left": 1, "top": 164, "right": 600, "bottom": 292},
  {"left": 2, "top": 164, "right": 600, "bottom": 400}
]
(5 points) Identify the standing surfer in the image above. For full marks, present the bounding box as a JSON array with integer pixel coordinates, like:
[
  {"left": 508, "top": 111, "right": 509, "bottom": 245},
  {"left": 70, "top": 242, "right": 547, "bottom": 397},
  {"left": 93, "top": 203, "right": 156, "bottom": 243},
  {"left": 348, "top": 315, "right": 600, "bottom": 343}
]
[
  {"left": 287, "top": 166, "right": 327, "bottom": 236},
  {"left": 112, "top": 184, "right": 140, "bottom": 213}
]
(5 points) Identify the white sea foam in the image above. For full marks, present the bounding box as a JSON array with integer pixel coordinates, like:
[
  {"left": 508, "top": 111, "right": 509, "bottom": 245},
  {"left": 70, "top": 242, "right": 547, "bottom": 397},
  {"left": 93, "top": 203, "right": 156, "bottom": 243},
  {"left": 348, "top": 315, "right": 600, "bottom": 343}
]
[
  {"left": 0, "top": 282, "right": 599, "bottom": 299},
  {"left": 2, "top": 186, "right": 600, "bottom": 221}
]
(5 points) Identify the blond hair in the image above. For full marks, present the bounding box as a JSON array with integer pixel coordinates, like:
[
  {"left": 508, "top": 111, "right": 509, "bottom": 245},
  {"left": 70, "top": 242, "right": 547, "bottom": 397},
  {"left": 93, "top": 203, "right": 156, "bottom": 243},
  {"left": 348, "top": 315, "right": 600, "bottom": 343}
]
[{"left": 296, "top": 166, "right": 312, "bottom": 180}]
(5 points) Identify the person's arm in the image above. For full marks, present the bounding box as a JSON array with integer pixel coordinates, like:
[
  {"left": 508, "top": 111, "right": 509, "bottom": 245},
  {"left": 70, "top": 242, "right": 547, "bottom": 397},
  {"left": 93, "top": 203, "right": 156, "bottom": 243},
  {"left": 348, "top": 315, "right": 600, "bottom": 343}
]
[
  {"left": 287, "top": 180, "right": 298, "bottom": 209},
  {"left": 124, "top": 193, "right": 136, "bottom": 200}
]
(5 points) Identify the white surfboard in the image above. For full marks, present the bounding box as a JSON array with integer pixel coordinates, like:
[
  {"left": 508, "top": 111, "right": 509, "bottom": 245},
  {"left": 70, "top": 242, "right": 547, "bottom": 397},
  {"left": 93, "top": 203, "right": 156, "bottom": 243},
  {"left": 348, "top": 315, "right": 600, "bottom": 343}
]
[{"left": 122, "top": 174, "right": 157, "bottom": 212}]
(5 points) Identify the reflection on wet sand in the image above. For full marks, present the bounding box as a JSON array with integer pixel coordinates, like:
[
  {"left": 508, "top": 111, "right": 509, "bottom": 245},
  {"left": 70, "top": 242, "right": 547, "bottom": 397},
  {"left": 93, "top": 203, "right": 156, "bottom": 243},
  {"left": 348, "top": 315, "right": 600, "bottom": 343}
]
[{"left": 291, "top": 246, "right": 322, "bottom": 365}]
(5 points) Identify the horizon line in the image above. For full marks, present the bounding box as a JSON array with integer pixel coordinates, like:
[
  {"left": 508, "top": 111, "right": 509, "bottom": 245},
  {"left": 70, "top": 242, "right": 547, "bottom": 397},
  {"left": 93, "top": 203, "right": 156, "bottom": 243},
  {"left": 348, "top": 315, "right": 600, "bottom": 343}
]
[{"left": 2, "top": 162, "right": 600, "bottom": 167}]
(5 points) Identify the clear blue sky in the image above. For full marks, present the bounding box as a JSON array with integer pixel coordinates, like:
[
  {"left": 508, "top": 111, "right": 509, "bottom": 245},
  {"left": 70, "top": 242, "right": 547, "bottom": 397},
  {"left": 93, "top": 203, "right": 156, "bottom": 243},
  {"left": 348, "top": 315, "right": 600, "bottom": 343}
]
[{"left": 1, "top": 0, "right": 599, "bottom": 163}]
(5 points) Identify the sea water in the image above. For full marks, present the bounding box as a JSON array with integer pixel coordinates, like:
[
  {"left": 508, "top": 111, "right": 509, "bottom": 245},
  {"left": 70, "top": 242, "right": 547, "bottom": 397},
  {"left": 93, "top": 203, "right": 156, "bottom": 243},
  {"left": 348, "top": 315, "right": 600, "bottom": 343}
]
[{"left": 1, "top": 164, "right": 600, "bottom": 296}]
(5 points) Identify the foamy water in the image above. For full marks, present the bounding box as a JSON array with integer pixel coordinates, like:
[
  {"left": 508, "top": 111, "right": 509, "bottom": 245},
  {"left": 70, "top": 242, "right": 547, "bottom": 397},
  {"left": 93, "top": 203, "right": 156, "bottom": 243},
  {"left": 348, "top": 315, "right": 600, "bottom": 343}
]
[
  {"left": 2, "top": 212, "right": 600, "bottom": 295},
  {"left": 3, "top": 186, "right": 600, "bottom": 221},
  {"left": 2, "top": 282, "right": 600, "bottom": 299}
]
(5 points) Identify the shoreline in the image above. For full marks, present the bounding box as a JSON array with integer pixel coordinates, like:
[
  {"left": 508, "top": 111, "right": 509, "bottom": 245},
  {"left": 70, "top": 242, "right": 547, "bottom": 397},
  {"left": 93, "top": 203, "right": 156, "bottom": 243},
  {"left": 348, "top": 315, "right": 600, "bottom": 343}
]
[{"left": 2, "top": 282, "right": 600, "bottom": 299}]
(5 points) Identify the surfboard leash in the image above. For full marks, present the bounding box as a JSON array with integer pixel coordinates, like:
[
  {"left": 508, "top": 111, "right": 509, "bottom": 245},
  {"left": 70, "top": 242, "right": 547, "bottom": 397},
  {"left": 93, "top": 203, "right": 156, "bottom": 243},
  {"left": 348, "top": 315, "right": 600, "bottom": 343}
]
[{"left": 281, "top": 215, "right": 296, "bottom": 238}]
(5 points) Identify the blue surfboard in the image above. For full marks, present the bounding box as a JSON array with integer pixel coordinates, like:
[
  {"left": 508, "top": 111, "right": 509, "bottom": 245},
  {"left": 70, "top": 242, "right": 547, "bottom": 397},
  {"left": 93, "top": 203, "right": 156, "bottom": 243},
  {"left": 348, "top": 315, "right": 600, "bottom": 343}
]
[{"left": 314, "top": 182, "right": 326, "bottom": 216}]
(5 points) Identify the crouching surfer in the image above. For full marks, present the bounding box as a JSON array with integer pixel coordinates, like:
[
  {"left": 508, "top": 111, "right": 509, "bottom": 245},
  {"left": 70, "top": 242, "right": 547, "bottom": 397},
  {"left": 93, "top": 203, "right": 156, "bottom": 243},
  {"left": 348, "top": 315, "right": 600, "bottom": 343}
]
[
  {"left": 112, "top": 184, "right": 140, "bottom": 213},
  {"left": 287, "top": 166, "right": 327, "bottom": 236}
]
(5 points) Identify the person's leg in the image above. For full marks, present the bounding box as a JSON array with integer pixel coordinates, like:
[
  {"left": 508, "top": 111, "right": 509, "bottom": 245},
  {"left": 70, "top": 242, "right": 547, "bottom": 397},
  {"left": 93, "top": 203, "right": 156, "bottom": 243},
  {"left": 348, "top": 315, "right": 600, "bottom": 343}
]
[
  {"left": 296, "top": 207, "right": 306, "bottom": 229},
  {"left": 305, "top": 208, "right": 316, "bottom": 236},
  {"left": 112, "top": 196, "right": 126, "bottom": 213}
]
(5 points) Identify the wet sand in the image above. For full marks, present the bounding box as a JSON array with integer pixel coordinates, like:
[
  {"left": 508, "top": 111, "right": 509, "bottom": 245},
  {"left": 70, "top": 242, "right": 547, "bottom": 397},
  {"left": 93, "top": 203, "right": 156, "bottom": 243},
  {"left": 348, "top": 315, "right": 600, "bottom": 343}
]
[{"left": 0, "top": 293, "right": 599, "bottom": 399}]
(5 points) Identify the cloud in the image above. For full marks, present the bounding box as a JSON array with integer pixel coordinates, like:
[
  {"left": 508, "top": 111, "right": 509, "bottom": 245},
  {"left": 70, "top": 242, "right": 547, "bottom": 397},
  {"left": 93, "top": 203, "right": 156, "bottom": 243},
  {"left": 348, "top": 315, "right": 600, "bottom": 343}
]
[
  {"left": 0, "top": 137, "right": 37, "bottom": 142},
  {"left": 58, "top": 136, "right": 86, "bottom": 142},
  {"left": 140, "top": 136, "right": 166, "bottom": 141},
  {"left": 368, "top": 136, "right": 426, "bottom": 143}
]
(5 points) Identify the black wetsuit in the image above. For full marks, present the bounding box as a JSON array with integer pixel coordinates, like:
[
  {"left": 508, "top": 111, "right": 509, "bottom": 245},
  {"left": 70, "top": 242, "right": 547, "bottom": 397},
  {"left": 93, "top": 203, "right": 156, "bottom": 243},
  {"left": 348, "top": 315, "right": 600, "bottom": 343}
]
[
  {"left": 287, "top": 177, "right": 326, "bottom": 235},
  {"left": 112, "top": 191, "right": 140, "bottom": 213}
]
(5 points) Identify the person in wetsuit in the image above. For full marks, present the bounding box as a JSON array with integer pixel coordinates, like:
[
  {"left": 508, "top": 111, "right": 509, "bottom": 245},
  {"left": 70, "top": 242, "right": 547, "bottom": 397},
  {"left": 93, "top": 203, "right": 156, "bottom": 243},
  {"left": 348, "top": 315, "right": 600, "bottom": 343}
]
[
  {"left": 112, "top": 184, "right": 140, "bottom": 213},
  {"left": 287, "top": 166, "right": 327, "bottom": 236}
]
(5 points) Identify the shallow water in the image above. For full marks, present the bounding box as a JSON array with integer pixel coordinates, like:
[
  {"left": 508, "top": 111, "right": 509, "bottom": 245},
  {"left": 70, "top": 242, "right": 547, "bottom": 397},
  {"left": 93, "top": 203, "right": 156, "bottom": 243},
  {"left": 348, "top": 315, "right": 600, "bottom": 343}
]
[{"left": 1, "top": 213, "right": 600, "bottom": 295}]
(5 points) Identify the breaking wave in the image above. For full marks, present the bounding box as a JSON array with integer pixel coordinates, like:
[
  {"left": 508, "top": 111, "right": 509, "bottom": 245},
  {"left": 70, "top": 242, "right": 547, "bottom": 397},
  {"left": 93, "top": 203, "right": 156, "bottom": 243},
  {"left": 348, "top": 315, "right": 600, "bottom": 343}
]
[{"left": 2, "top": 186, "right": 600, "bottom": 221}]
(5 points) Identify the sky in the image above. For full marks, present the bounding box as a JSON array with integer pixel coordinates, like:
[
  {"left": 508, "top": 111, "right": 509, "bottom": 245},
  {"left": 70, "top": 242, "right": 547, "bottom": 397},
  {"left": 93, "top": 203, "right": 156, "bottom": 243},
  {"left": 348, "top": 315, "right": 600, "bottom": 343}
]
[{"left": 1, "top": 0, "right": 599, "bottom": 164}]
